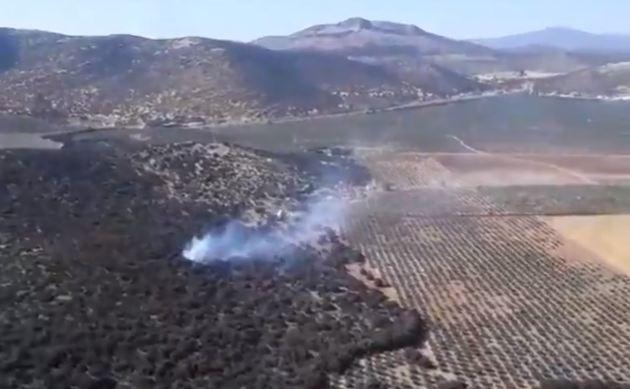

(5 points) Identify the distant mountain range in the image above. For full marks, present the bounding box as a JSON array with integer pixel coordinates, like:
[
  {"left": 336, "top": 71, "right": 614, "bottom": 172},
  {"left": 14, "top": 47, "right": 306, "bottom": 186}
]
[
  {"left": 1, "top": 20, "right": 630, "bottom": 127},
  {"left": 254, "top": 17, "right": 492, "bottom": 56},
  {"left": 254, "top": 19, "right": 619, "bottom": 76},
  {"left": 473, "top": 27, "right": 630, "bottom": 53},
  {"left": 472, "top": 27, "right": 630, "bottom": 98},
  {"left": 254, "top": 18, "right": 491, "bottom": 94}
]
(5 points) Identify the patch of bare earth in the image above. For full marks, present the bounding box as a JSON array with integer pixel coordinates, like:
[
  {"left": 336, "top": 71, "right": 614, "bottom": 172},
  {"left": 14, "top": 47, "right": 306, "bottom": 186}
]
[
  {"left": 549, "top": 215, "right": 630, "bottom": 277},
  {"left": 515, "top": 154, "right": 630, "bottom": 185},
  {"left": 431, "top": 153, "right": 594, "bottom": 186}
]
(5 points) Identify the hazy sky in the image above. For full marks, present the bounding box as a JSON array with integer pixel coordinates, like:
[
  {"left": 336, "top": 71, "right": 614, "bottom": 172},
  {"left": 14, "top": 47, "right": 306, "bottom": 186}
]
[{"left": 2, "top": 0, "right": 630, "bottom": 41}]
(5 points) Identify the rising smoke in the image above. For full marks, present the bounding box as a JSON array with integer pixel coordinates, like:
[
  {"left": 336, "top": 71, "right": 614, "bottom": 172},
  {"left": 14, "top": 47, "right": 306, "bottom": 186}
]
[{"left": 182, "top": 195, "right": 347, "bottom": 263}]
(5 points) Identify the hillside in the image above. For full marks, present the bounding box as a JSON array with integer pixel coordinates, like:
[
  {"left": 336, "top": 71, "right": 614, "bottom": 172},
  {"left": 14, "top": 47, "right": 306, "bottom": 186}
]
[
  {"left": 254, "top": 17, "right": 492, "bottom": 56},
  {"left": 254, "top": 18, "right": 614, "bottom": 78},
  {"left": 0, "top": 28, "right": 423, "bottom": 127},
  {"left": 535, "top": 62, "right": 630, "bottom": 98},
  {"left": 255, "top": 18, "right": 493, "bottom": 91},
  {"left": 473, "top": 27, "right": 630, "bottom": 53},
  {"left": 3, "top": 21, "right": 628, "bottom": 128},
  {"left": 432, "top": 47, "right": 612, "bottom": 76}
]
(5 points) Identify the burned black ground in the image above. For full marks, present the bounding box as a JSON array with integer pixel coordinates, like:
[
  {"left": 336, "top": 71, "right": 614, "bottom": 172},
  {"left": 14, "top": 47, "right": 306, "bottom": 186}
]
[{"left": 0, "top": 142, "right": 425, "bottom": 389}]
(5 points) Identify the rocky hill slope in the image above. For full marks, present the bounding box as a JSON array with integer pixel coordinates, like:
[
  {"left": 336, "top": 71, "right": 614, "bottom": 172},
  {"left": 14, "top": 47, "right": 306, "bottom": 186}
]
[
  {"left": 254, "top": 18, "right": 618, "bottom": 77},
  {"left": 254, "top": 17, "right": 491, "bottom": 56},
  {"left": 0, "top": 28, "right": 424, "bottom": 127},
  {"left": 3, "top": 20, "right": 628, "bottom": 128},
  {"left": 255, "top": 18, "right": 491, "bottom": 89}
]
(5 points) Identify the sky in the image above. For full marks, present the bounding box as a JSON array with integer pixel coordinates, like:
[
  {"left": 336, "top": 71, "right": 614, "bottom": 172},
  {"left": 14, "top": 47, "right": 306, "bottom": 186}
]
[{"left": 1, "top": 0, "right": 630, "bottom": 41}]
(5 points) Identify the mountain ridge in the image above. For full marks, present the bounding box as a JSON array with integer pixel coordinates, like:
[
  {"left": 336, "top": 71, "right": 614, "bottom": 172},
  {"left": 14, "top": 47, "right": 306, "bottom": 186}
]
[
  {"left": 0, "top": 24, "right": 493, "bottom": 127},
  {"left": 473, "top": 27, "right": 630, "bottom": 53},
  {"left": 0, "top": 27, "right": 442, "bottom": 127},
  {"left": 252, "top": 18, "right": 620, "bottom": 77},
  {"left": 2, "top": 20, "right": 630, "bottom": 127},
  {"left": 254, "top": 17, "right": 493, "bottom": 56}
]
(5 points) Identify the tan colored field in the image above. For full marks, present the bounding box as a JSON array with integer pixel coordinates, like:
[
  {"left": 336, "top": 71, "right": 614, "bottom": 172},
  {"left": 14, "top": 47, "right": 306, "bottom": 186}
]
[
  {"left": 550, "top": 215, "right": 630, "bottom": 276},
  {"left": 435, "top": 153, "right": 594, "bottom": 186},
  {"left": 517, "top": 154, "right": 630, "bottom": 184},
  {"left": 363, "top": 151, "right": 598, "bottom": 188},
  {"left": 518, "top": 154, "right": 630, "bottom": 174}
]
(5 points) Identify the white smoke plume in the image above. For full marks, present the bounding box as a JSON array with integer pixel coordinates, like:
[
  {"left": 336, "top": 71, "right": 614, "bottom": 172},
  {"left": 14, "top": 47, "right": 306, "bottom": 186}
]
[{"left": 182, "top": 195, "right": 347, "bottom": 263}]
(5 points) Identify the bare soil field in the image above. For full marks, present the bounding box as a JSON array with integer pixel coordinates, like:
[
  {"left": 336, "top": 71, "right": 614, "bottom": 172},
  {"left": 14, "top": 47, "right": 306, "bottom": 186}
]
[
  {"left": 359, "top": 150, "right": 630, "bottom": 189},
  {"left": 516, "top": 154, "right": 630, "bottom": 175},
  {"left": 431, "top": 153, "right": 594, "bottom": 186},
  {"left": 515, "top": 154, "right": 630, "bottom": 184},
  {"left": 550, "top": 215, "right": 630, "bottom": 277}
]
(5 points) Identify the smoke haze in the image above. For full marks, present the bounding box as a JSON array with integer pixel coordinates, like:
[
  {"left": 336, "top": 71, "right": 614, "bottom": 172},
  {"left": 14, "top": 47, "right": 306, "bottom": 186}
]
[{"left": 183, "top": 195, "right": 347, "bottom": 263}]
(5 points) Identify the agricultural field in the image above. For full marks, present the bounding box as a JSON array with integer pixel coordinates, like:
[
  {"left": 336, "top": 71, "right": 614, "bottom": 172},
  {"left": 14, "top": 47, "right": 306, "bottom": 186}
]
[
  {"left": 479, "top": 185, "right": 630, "bottom": 215},
  {"left": 339, "top": 148, "right": 630, "bottom": 388}
]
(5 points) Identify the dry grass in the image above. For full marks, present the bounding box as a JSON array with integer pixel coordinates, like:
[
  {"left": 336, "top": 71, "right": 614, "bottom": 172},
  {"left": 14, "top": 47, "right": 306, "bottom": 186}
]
[
  {"left": 433, "top": 153, "right": 595, "bottom": 186},
  {"left": 550, "top": 215, "right": 630, "bottom": 277}
]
